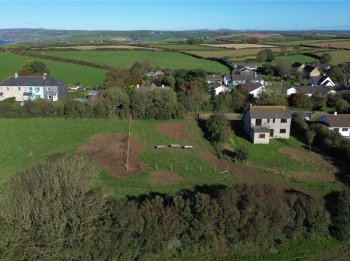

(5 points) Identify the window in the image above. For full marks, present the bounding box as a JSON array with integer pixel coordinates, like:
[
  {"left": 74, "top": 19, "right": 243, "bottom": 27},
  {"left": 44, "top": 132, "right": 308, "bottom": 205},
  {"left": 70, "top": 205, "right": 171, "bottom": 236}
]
[
  {"left": 267, "top": 119, "right": 270, "bottom": 123},
  {"left": 334, "top": 128, "right": 339, "bottom": 132},
  {"left": 255, "top": 119, "right": 262, "bottom": 126},
  {"left": 280, "top": 129, "right": 286, "bottom": 134},
  {"left": 281, "top": 119, "right": 287, "bottom": 123},
  {"left": 18, "top": 87, "right": 21, "bottom": 91},
  {"left": 35, "top": 87, "right": 40, "bottom": 91},
  {"left": 342, "top": 128, "right": 348, "bottom": 132},
  {"left": 273, "top": 119, "right": 276, "bottom": 123},
  {"left": 258, "top": 134, "right": 265, "bottom": 139}
]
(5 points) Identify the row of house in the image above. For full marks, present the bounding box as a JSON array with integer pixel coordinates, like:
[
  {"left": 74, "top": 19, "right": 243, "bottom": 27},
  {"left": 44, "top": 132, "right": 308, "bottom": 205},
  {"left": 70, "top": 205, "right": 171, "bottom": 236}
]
[
  {"left": 0, "top": 73, "right": 65, "bottom": 102},
  {"left": 242, "top": 106, "right": 350, "bottom": 144}
]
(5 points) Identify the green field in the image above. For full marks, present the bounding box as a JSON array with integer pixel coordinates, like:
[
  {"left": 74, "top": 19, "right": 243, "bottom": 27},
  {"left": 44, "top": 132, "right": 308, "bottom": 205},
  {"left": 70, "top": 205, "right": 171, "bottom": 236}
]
[
  {"left": 147, "top": 43, "right": 224, "bottom": 51},
  {"left": 276, "top": 54, "right": 317, "bottom": 64},
  {"left": 323, "top": 50, "right": 350, "bottom": 64},
  {"left": 0, "top": 52, "right": 106, "bottom": 87},
  {"left": 0, "top": 118, "right": 346, "bottom": 198},
  {"left": 231, "top": 120, "right": 346, "bottom": 195},
  {"left": 30, "top": 50, "right": 229, "bottom": 73},
  {"left": 0, "top": 118, "right": 239, "bottom": 198}
]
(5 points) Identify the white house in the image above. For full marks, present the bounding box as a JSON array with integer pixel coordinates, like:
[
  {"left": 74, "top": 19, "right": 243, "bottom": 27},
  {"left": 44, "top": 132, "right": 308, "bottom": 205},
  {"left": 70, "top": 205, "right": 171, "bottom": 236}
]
[
  {"left": 209, "top": 81, "right": 230, "bottom": 96},
  {"left": 239, "top": 83, "right": 265, "bottom": 98},
  {"left": 319, "top": 112, "right": 350, "bottom": 138},
  {"left": 283, "top": 85, "right": 335, "bottom": 97},
  {"left": 242, "top": 106, "right": 292, "bottom": 144},
  {"left": 0, "top": 73, "right": 65, "bottom": 102},
  {"left": 224, "top": 74, "right": 264, "bottom": 87}
]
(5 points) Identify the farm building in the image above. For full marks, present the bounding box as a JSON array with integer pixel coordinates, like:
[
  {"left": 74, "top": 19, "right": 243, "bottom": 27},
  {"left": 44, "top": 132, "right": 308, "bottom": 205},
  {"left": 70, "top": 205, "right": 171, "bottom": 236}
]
[
  {"left": 242, "top": 106, "right": 292, "bottom": 144},
  {"left": 0, "top": 73, "right": 65, "bottom": 102}
]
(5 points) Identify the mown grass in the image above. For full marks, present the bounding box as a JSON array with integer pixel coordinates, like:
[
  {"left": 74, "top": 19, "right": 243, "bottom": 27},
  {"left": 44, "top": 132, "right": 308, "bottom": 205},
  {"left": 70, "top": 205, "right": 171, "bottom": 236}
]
[
  {"left": 276, "top": 54, "right": 317, "bottom": 64},
  {"left": 0, "top": 52, "right": 106, "bottom": 87},
  {"left": 30, "top": 50, "right": 229, "bottom": 73}
]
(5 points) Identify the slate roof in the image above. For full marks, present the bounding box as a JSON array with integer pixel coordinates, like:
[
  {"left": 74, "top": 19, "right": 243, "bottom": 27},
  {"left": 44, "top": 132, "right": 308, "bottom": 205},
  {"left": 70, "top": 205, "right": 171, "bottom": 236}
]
[
  {"left": 248, "top": 106, "right": 292, "bottom": 119},
  {"left": 322, "top": 114, "right": 350, "bottom": 127},
  {"left": 240, "top": 82, "right": 264, "bottom": 93},
  {"left": 284, "top": 85, "right": 335, "bottom": 97},
  {"left": 231, "top": 74, "right": 263, "bottom": 82},
  {"left": 207, "top": 74, "right": 222, "bottom": 82},
  {"left": 0, "top": 76, "right": 64, "bottom": 87},
  {"left": 292, "top": 62, "right": 304, "bottom": 68},
  {"left": 304, "top": 65, "right": 317, "bottom": 73}
]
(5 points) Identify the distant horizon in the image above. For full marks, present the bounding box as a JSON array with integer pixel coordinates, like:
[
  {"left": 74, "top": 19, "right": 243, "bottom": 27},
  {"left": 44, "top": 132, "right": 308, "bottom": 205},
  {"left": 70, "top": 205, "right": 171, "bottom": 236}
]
[
  {"left": 1, "top": 28, "right": 350, "bottom": 32},
  {"left": 0, "top": 1, "right": 349, "bottom": 31}
]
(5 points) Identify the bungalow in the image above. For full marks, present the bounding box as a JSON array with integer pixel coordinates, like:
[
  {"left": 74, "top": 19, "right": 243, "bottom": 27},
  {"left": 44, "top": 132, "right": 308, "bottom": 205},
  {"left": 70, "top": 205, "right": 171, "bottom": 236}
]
[
  {"left": 225, "top": 74, "right": 264, "bottom": 87},
  {"left": 318, "top": 112, "right": 350, "bottom": 138},
  {"left": 0, "top": 73, "right": 65, "bottom": 102},
  {"left": 239, "top": 82, "right": 265, "bottom": 98},
  {"left": 207, "top": 74, "right": 222, "bottom": 84},
  {"left": 309, "top": 76, "right": 335, "bottom": 87},
  {"left": 135, "top": 83, "right": 170, "bottom": 92},
  {"left": 209, "top": 81, "right": 230, "bottom": 96},
  {"left": 242, "top": 106, "right": 292, "bottom": 144},
  {"left": 283, "top": 85, "right": 336, "bottom": 97},
  {"left": 304, "top": 65, "right": 321, "bottom": 78}
]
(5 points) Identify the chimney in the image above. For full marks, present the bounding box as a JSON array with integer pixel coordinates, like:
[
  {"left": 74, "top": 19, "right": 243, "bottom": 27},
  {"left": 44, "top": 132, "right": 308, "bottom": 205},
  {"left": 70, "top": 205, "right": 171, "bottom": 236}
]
[
  {"left": 334, "top": 111, "right": 337, "bottom": 116},
  {"left": 15, "top": 73, "right": 18, "bottom": 78},
  {"left": 43, "top": 73, "right": 47, "bottom": 80}
]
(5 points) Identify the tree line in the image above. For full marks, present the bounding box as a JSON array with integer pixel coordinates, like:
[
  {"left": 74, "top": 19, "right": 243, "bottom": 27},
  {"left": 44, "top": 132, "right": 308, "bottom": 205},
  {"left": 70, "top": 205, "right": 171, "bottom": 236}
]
[{"left": 1, "top": 153, "right": 348, "bottom": 260}]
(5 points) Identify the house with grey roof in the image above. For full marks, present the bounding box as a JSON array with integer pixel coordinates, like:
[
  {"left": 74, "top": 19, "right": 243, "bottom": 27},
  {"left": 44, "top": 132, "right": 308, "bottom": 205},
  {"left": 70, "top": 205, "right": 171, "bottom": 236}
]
[
  {"left": 319, "top": 112, "right": 350, "bottom": 138},
  {"left": 209, "top": 81, "right": 230, "bottom": 96},
  {"left": 224, "top": 74, "right": 264, "bottom": 87},
  {"left": 238, "top": 82, "right": 265, "bottom": 98},
  {"left": 207, "top": 74, "right": 222, "bottom": 84},
  {"left": 242, "top": 106, "right": 292, "bottom": 144},
  {"left": 0, "top": 73, "right": 65, "bottom": 102},
  {"left": 309, "top": 75, "right": 335, "bottom": 87},
  {"left": 283, "top": 85, "right": 336, "bottom": 97}
]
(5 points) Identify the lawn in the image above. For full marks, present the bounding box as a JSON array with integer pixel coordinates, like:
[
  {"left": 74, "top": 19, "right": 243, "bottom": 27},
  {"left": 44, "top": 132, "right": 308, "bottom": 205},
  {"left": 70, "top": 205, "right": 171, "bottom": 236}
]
[
  {"left": 0, "top": 52, "right": 106, "bottom": 87},
  {"left": 30, "top": 50, "right": 229, "bottom": 73}
]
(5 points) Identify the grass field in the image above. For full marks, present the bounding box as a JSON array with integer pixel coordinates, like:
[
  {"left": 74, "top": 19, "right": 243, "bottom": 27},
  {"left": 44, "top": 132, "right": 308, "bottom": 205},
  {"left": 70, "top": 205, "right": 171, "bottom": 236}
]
[
  {"left": 0, "top": 52, "right": 106, "bottom": 87},
  {"left": 31, "top": 50, "right": 229, "bottom": 73},
  {"left": 324, "top": 50, "right": 350, "bottom": 64},
  {"left": 276, "top": 54, "right": 317, "bottom": 64},
  {"left": 0, "top": 118, "right": 346, "bottom": 198},
  {"left": 146, "top": 44, "right": 224, "bottom": 51},
  {"left": 231, "top": 120, "right": 346, "bottom": 195}
]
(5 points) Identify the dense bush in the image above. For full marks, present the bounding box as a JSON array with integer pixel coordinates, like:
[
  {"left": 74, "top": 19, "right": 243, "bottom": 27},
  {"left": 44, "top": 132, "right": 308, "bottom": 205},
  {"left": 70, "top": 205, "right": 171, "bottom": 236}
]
[
  {"left": 328, "top": 190, "right": 350, "bottom": 240},
  {"left": 0, "top": 155, "right": 332, "bottom": 260}
]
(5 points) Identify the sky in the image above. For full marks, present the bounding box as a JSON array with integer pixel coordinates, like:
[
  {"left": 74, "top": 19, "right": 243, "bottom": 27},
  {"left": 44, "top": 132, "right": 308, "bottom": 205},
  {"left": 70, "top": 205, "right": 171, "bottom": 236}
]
[{"left": 0, "top": 1, "right": 349, "bottom": 31}]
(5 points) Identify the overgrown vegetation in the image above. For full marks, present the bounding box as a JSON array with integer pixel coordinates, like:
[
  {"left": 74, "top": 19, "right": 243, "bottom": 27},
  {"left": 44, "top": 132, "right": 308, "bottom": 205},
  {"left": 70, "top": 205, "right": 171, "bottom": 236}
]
[{"left": 1, "top": 154, "right": 345, "bottom": 260}]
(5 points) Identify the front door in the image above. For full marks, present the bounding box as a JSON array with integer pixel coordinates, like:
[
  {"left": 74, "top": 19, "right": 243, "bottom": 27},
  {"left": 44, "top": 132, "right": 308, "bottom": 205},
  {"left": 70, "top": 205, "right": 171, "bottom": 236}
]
[{"left": 270, "top": 129, "right": 274, "bottom": 137}]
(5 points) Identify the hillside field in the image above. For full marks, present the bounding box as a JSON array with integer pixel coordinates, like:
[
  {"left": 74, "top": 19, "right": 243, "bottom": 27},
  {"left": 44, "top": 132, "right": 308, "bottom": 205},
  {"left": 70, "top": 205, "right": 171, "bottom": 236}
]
[
  {"left": 0, "top": 52, "right": 106, "bottom": 87},
  {"left": 31, "top": 49, "right": 229, "bottom": 73},
  {"left": 0, "top": 118, "right": 346, "bottom": 199}
]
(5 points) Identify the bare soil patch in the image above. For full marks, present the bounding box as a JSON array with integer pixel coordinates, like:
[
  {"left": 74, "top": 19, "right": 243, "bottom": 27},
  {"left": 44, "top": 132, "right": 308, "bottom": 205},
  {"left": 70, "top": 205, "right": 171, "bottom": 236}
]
[
  {"left": 202, "top": 43, "right": 275, "bottom": 49},
  {"left": 279, "top": 147, "right": 338, "bottom": 181},
  {"left": 77, "top": 133, "right": 144, "bottom": 177},
  {"left": 150, "top": 170, "right": 185, "bottom": 184},
  {"left": 154, "top": 122, "right": 190, "bottom": 140}
]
